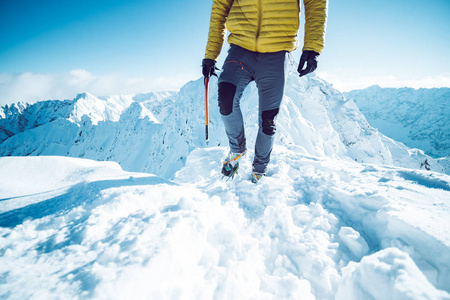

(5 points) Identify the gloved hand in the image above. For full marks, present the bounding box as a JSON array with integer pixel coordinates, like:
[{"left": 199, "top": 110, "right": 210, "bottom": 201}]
[
  {"left": 298, "top": 50, "right": 319, "bottom": 77},
  {"left": 202, "top": 58, "right": 217, "bottom": 78}
]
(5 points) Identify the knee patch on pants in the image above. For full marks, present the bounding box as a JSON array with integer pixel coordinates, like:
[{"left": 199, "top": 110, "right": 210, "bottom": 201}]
[
  {"left": 218, "top": 82, "right": 236, "bottom": 116},
  {"left": 262, "top": 108, "right": 279, "bottom": 135}
]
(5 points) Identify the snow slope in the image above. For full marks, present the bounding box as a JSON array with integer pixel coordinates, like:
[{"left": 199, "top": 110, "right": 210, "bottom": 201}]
[
  {"left": 0, "top": 70, "right": 445, "bottom": 178},
  {"left": 344, "top": 86, "right": 450, "bottom": 159},
  {"left": 2, "top": 70, "right": 449, "bottom": 298},
  {"left": 0, "top": 93, "right": 133, "bottom": 138},
  {"left": 1, "top": 150, "right": 449, "bottom": 299}
]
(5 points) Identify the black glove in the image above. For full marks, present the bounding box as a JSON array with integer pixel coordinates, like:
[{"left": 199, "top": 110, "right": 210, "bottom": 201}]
[
  {"left": 202, "top": 58, "right": 217, "bottom": 78},
  {"left": 298, "top": 50, "right": 319, "bottom": 77}
]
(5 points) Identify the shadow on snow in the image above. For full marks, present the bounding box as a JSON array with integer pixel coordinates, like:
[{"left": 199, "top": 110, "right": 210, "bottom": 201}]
[{"left": 0, "top": 175, "right": 174, "bottom": 228}]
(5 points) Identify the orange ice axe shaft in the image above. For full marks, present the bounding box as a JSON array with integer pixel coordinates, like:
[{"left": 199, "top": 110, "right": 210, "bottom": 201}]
[{"left": 204, "top": 77, "right": 209, "bottom": 144}]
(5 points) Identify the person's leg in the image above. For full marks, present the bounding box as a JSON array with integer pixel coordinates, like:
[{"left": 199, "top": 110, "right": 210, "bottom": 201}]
[
  {"left": 218, "top": 45, "right": 255, "bottom": 154},
  {"left": 253, "top": 50, "right": 289, "bottom": 174}
]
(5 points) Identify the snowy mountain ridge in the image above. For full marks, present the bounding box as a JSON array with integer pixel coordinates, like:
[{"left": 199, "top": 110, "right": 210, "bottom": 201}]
[
  {"left": 0, "top": 69, "right": 445, "bottom": 178},
  {"left": 344, "top": 85, "right": 450, "bottom": 159},
  {"left": 0, "top": 92, "right": 134, "bottom": 143},
  {"left": 1, "top": 70, "right": 450, "bottom": 299}
]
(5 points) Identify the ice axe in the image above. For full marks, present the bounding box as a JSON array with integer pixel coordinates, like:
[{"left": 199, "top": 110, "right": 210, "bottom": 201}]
[
  {"left": 204, "top": 76, "right": 210, "bottom": 144},
  {"left": 202, "top": 60, "right": 218, "bottom": 145}
]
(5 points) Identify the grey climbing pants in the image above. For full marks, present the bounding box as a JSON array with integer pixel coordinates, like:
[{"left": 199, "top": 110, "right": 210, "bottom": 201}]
[{"left": 218, "top": 44, "right": 288, "bottom": 174}]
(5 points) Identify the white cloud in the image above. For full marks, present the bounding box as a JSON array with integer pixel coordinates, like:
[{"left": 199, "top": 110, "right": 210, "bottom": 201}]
[
  {"left": 0, "top": 70, "right": 194, "bottom": 106},
  {"left": 2, "top": 69, "right": 449, "bottom": 107},
  {"left": 316, "top": 71, "right": 450, "bottom": 92}
]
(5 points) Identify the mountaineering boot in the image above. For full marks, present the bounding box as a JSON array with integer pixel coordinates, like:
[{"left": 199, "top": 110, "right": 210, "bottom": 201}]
[
  {"left": 222, "top": 150, "right": 246, "bottom": 178},
  {"left": 251, "top": 172, "right": 265, "bottom": 184}
]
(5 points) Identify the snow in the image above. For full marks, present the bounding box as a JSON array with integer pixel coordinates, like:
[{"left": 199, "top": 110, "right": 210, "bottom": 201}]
[
  {"left": 439, "top": 156, "right": 450, "bottom": 174},
  {"left": 1, "top": 67, "right": 450, "bottom": 298},
  {"left": 1, "top": 70, "right": 446, "bottom": 179},
  {"left": 1, "top": 146, "right": 449, "bottom": 299},
  {"left": 336, "top": 248, "right": 449, "bottom": 300},
  {"left": 345, "top": 86, "right": 450, "bottom": 159},
  {"left": 338, "top": 227, "right": 369, "bottom": 259}
]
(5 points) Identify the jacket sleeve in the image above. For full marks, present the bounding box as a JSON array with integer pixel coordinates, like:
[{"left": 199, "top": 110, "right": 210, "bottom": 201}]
[
  {"left": 302, "top": 0, "right": 328, "bottom": 54},
  {"left": 204, "top": 0, "right": 234, "bottom": 61}
]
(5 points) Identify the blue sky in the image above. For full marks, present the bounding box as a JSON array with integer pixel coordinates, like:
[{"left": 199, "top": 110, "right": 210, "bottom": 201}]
[{"left": 0, "top": 0, "right": 449, "bottom": 104}]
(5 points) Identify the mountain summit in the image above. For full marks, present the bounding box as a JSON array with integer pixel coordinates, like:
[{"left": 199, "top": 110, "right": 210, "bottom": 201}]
[
  {"left": 0, "top": 70, "right": 449, "bottom": 299},
  {"left": 345, "top": 86, "right": 450, "bottom": 159},
  {"left": 0, "top": 69, "right": 445, "bottom": 177}
]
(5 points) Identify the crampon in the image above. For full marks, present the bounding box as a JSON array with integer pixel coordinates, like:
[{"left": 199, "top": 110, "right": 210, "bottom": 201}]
[{"left": 222, "top": 151, "right": 246, "bottom": 179}]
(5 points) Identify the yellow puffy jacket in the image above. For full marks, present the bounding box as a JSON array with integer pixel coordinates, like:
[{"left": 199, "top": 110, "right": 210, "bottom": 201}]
[{"left": 205, "top": 0, "right": 328, "bottom": 61}]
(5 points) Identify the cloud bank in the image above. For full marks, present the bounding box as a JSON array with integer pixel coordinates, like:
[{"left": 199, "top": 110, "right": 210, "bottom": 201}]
[
  {"left": 317, "top": 71, "right": 450, "bottom": 92},
  {"left": 0, "top": 70, "right": 193, "bottom": 106},
  {"left": 1, "top": 69, "right": 449, "bottom": 107}
]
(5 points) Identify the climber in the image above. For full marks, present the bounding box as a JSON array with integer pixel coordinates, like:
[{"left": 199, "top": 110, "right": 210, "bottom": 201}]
[{"left": 202, "top": 0, "right": 328, "bottom": 182}]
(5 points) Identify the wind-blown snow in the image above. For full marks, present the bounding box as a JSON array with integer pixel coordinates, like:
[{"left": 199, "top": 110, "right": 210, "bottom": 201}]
[{"left": 1, "top": 148, "right": 449, "bottom": 299}]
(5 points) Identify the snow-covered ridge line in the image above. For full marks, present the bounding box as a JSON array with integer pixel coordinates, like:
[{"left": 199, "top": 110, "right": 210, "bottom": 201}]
[
  {"left": 1, "top": 72, "right": 449, "bottom": 299},
  {"left": 344, "top": 85, "right": 450, "bottom": 159},
  {"left": 0, "top": 92, "right": 134, "bottom": 139},
  {"left": 0, "top": 69, "right": 446, "bottom": 178}
]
